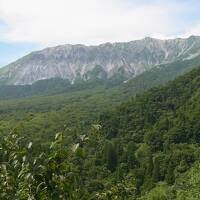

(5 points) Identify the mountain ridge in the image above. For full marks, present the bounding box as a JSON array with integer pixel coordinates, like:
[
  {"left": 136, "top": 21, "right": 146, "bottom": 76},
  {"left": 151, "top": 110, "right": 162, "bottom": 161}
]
[{"left": 1, "top": 35, "right": 200, "bottom": 85}]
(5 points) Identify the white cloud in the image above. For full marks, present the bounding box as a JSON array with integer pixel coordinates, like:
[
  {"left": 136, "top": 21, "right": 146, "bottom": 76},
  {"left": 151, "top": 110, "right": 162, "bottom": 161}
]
[
  {"left": 0, "top": 0, "right": 195, "bottom": 46},
  {"left": 181, "top": 24, "right": 200, "bottom": 38}
]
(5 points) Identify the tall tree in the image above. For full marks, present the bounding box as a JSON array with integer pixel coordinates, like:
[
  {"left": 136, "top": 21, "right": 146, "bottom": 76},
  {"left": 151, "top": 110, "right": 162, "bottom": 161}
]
[
  {"left": 146, "top": 151, "right": 154, "bottom": 176},
  {"left": 166, "top": 161, "right": 175, "bottom": 185},
  {"left": 127, "top": 141, "right": 137, "bottom": 169},
  {"left": 105, "top": 142, "right": 118, "bottom": 172},
  {"left": 153, "top": 156, "right": 161, "bottom": 182}
]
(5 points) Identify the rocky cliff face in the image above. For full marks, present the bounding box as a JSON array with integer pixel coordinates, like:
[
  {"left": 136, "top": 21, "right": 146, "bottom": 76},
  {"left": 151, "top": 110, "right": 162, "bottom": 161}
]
[{"left": 1, "top": 36, "right": 200, "bottom": 85}]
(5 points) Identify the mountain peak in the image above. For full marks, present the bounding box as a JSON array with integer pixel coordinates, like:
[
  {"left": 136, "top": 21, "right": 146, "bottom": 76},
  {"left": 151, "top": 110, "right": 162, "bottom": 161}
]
[{"left": 143, "top": 36, "right": 158, "bottom": 41}]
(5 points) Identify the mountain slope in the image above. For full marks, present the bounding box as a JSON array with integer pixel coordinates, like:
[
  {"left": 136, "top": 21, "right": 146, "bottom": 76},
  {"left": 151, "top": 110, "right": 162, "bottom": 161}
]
[
  {"left": 1, "top": 36, "right": 200, "bottom": 85},
  {"left": 100, "top": 66, "right": 200, "bottom": 141},
  {"left": 0, "top": 52, "right": 199, "bottom": 101},
  {"left": 97, "top": 66, "right": 200, "bottom": 198}
]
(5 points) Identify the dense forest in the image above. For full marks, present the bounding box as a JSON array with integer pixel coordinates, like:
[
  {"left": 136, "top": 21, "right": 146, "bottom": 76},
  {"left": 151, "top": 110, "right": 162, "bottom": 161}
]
[{"left": 1, "top": 65, "right": 200, "bottom": 199}]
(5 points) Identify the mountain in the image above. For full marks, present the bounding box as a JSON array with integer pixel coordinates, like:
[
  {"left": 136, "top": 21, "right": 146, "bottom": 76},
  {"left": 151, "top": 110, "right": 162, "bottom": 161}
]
[
  {"left": 0, "top": 52, "right": 199, "bottom": 101},
  {"left": 1, "top": 36, "right": 200, "bottom": 85}
]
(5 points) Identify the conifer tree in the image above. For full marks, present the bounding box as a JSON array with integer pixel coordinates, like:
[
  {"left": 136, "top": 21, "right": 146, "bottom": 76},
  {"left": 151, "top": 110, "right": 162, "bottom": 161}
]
[
  {"left": 146, "top": 152, "right": 153, "bottom": 176},
  {"left": 166, "top": 161, "right": 175, "bottom": 185},
  {"left": 105, "top": 142, "right": 118, "bottom": 172},
  {"left": 153, "top": 156, "right": 161, "bottom": 182},
  {"left": 127, "top": 141, "right": 137, "bottom": 169}
]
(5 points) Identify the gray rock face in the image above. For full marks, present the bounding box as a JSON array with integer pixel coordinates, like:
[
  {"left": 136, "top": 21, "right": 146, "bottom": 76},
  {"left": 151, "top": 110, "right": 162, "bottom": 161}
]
[{"left": 1, "top": 36, "right": 200, "bottom": 85}]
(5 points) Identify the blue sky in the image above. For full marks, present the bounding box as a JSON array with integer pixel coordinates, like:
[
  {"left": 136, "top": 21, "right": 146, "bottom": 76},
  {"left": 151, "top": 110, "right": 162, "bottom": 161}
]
[
  {"left": 0, "top": 42, "right": 40, "bottom": 66},
  {"left": 1, "top": 0, "right": 200, "bottom": 67}
]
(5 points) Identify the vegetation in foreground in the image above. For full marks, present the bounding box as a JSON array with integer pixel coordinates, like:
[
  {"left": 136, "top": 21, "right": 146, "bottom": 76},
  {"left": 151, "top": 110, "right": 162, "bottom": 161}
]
[{"left": 1, "top": 67, "right": 200, "bottom": 199}]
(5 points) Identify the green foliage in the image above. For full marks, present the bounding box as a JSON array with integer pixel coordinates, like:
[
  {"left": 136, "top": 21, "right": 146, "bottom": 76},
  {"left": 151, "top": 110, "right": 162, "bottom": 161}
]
[
  {"left": 95, "top": 173, "right": 136, "bottom": 200},
  {"left": 139, "top": 183, "right": 175, "bottom": 200},
  {"left": 127, "top": 141, "right": 137, "bottom": 169},
  {"left": 104, "top": 142, "right": 118, "bottom": 172},
  {"left": 0, "top": 130, "right": 77, "bottom": 199},
  {"left": 1, "top": 62, "right": 200, "bottom": 198},
  {"left": 152, "top": 156, "right": 161, "bottom": 182},
  {"left": 165, "top": 161, "right": 175, "bottom": 185},
  {"left": 175, "top": 161, "right": 200, "bottom": 200}
]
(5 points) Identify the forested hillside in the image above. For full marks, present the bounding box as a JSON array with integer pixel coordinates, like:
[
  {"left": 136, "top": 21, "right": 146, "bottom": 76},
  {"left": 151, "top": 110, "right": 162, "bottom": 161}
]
[
  {"left": 99, "top": 66, "right": 200, "bottom": 199},
  {"left": 1, "top": 65, "right": 200, "bottom": 199}
]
